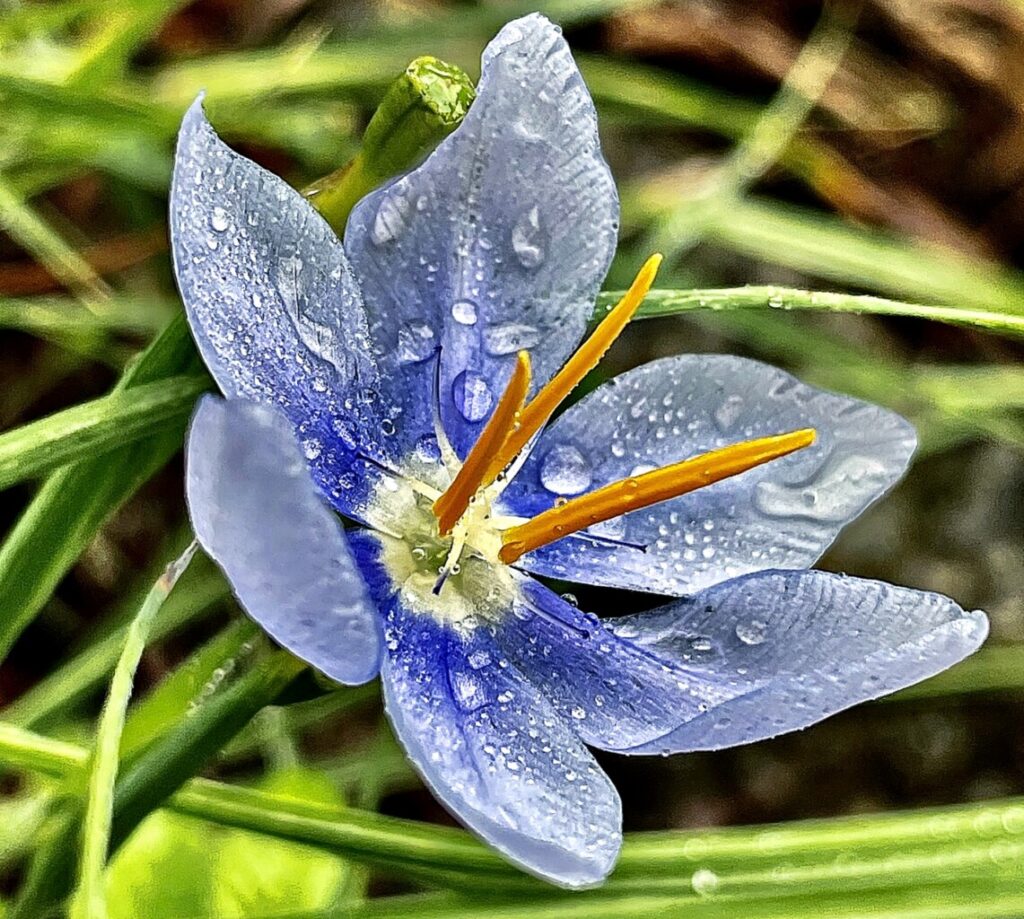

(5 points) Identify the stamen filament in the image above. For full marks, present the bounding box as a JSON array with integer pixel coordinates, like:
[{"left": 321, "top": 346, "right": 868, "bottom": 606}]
[
  {"left": 481, "top": 253, "right": 663, "bottom": 484},
  {"left": 499, "top": 428, "right": 816, "bottom": 564},
  {"left": 433, "top": 351, "right": 532, "bottom": 535}
]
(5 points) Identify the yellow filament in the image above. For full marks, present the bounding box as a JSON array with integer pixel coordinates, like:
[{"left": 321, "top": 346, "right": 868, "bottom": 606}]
[
  {"left": 481, "top": 253, "right": 663, "bottom": 484},
  {"left": 433, "top": 351, "right": 532, "bottom": 536},
  {"left": 499, "top": 428, "right": 816, "bottom": 564}
]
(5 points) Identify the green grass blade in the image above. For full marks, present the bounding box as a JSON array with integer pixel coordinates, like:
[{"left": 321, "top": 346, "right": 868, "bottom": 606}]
[
  {"left": 0, "top": 312, "right": 200, "bottom": 663},
  {"left": 597, "top": 286, "right": 1024, "bottom": 338},
  {"left": 5, "top": 722, "right": 1024, "bottom": 899},
  {"left": 0, "top": 374, "right": 209, "bottom": 491},
  {"left": 1, "top": 550, "right": 229, "bottom": 730},
  {"left": 74, "top": 543, "right": 196, "bottom": 919},
  {"left": 118, "top": 617, "right": 259, "bottom": 759}
]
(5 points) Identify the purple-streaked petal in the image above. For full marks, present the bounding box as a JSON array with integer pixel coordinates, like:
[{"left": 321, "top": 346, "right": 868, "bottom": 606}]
[
  {"left": 171, "top": 97, "right": 404, "bottom": 520},
  {"left": 609, "top": 569, "right": 988, "bottom": 754},
  {"left": 350, "top": 534, "right": 620, "bottom": 888},
  {"left": 185, "top": 396, "right": 381, "bottom": 685},
  {"left": 345, "top": 14, "right": 619, "bottom": 457},
  {"left": 502, "top": 354, "right": 917, "bottom": 595}
]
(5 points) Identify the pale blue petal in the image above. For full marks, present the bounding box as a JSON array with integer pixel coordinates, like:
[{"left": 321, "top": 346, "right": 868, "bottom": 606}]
[
  {"left": 350, "top": 533, "right": 620, "bottom": 888},
  {"left": 344, "top": 14, "right": 619, "bottom": 457},
  {"left": 609, "top": 569, "right": 988, "bottom": 753},
  {"left": 495, "top": 575, "right": 713, "bottom": 751},
  {"left": 171, "top": 97, "right": 403, "bottom": 519},
  {"left": 502, "top": 355, "right": 917, "bottom": 595},
  {"left": 185, "top": 396, "right": 381, "bottom": 685}
]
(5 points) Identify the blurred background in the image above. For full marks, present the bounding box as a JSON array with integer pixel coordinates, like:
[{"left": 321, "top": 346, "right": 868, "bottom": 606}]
[{"left": 0, "top": 0, "right": 1022, "bottom": 913}]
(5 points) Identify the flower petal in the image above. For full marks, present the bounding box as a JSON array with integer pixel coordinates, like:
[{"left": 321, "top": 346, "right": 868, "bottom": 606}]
[
  {"left": 502, "top": 354, "right": 917, "bottom": 595},
  {"left": 185, "top": 396, "right": 381, "bottom": 685},
  {"left": 609, "top": 569, "right": 988, "bottom": 754},
  {"left": 344, "top": 14, "right": 619, "bottom": 457},
  {"left": 171, "top": 97, "right": 402, "bottom": 519},
  {"left": 351, "top": 536, "right": 620, "bottom": 888},
  {"left": 493, "top": 575, "right": 713, "bottom": 752}
]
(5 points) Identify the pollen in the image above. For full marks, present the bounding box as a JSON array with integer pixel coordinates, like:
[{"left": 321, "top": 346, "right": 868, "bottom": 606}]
[{"left": 499, "top": 428, "right": 817, "bottom": 564}]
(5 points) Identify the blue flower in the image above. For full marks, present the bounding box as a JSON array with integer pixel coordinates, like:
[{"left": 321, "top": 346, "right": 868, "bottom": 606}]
[{"left": 171, "top": 14, "right": 988, "bottom": 889}]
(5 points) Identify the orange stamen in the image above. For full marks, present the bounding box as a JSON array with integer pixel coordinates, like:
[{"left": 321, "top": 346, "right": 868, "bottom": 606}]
[
  {"left": 433, "top": 351, "right": 532, "bottom": 535},
  {"left": 481, "top": 253, "right": 663, "bottom": 484},
  {"left": 499, "top": 428, "right": 816, "bottom": 564}
]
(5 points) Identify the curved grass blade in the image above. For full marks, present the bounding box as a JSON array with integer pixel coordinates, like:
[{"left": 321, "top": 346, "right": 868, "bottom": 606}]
[{"left": 74, "top": 543, "right": 196, "bottom": 919}]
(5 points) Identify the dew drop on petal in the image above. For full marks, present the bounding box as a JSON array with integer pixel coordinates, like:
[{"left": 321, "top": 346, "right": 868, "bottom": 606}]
[
  {"left": 414, "top": 434, "right": 441, "bottom": 462},
  {"left": 483, "top": 322, "right": 541, "bottom": 356},
  {"left": 735, "top": 619, "right": 768, "bottom": 646},
  {"left": 451, "top": 299, "right": 478, "bottom": 325},
  {"left": 540, "top": 444, "right": 591, "bottom": 496},
  {"left": 714, "top": 394, "right": 745, "bottom": 432},
  {"left": 452, "top": 370, "right": 493, "bottom": 422},
  {"left": 210, "top": 206, "right": 229, "bottom": 232},
  {"left": 396, "top": 320, "right": 436, "bottom": 364},
  {"left": 511, "top": 205, "right": 546, "bottom": 268},
  {"left": 371, "top": 183, "right": 411, "bottom": 245},
  {"left": 468, "top": 649, "right": 492, "bottom": 670}
]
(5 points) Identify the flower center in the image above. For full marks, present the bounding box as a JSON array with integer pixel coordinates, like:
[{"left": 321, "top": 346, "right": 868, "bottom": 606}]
[{"left": 373, "top": 252, "right": 816, "bottom": 618}]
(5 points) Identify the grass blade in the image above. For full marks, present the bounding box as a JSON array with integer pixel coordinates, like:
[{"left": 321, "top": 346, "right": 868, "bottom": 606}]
[
  {"left": 0, "top": 374, "right": 209, "bottom": 491},
  {"left": 74, "top": 543, "right": 196, "bottom": 919},
  {"left": 0, "top": 312, "right": 201, "bottom": 663},
  {"left": 597, "top": 286, "right": 1024, "bottom": 338}
]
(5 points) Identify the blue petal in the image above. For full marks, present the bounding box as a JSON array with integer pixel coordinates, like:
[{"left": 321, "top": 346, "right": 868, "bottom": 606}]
[
  {"left": 502, "top": 354, "right": 917, "bottom": 595},
  {"left": 609, "top": 569, "right": 988, "bottom": 754},
  {"left": 185, "top": 396, "right": 381, "bottom": 685},
  {"left": 344, "top": 14, "right": 619, "bottom": 457},
  {"left": 171, "top": 97, "right": 404, "bottom": 520},
  {"left": 351, "top": 535, "right": 621, "bottom": 888},
  {"left": 495, "top": 576, "right": 713, "bottom": 751}
]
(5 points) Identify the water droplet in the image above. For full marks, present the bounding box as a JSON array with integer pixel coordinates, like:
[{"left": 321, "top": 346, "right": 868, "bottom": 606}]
[
  {"left": 483, "top": 322, "right": 541, "bottom": 355},
  {"left": 468, "top": 650, "right": 492, "bottom": 670},
  {"left": 210, "top": 206, "right": 229, "bottom": 232},
  {"left": 381, "top": 419, "right": 396, "bottom": 436},
  {"left": 451, "top": 670, "right": 487, "bottom": 711},
  {"left": 396, "top": 320, "right": 436, "bottom": 364},
  {"left": 714, "top": 394, "right": 744, "bottom": 432},
  {"left": 587, "top": 517, "right": 627, "bottom": 541},
  {"left": 735, "top": 619, "right": 768, "bottom": 645},
  {"left": 691, "top": 869, "right": 720, "bottom": 897},
  {"left": 689, "top": 636, "right": 713, "bottom": 653},
  {"left": 753, "top": 454, "right": 888, "bottom": 523},
  {"left": 415, "top": 434, "right": 441, "bottom": 462},
  {"left": 570, "top": 706, "right": 587, "bottom": 720},
  {"left": 371, "top": 183, "right": 411, "bottom": 245},
  {"left": 302, "top": 438, "right": 322, "bottom": 460},
  {"left": 452, "top": 370, "right": 493, "bottom": 422},
  {"left": 451, "top": 299, "right": 478, "bottom": 325},
  {"left": 511, "top": 205, "right": 546, "bottom": 268},
  {"left": 540, "top": 444, "right": 592, "bottom": 496}
]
